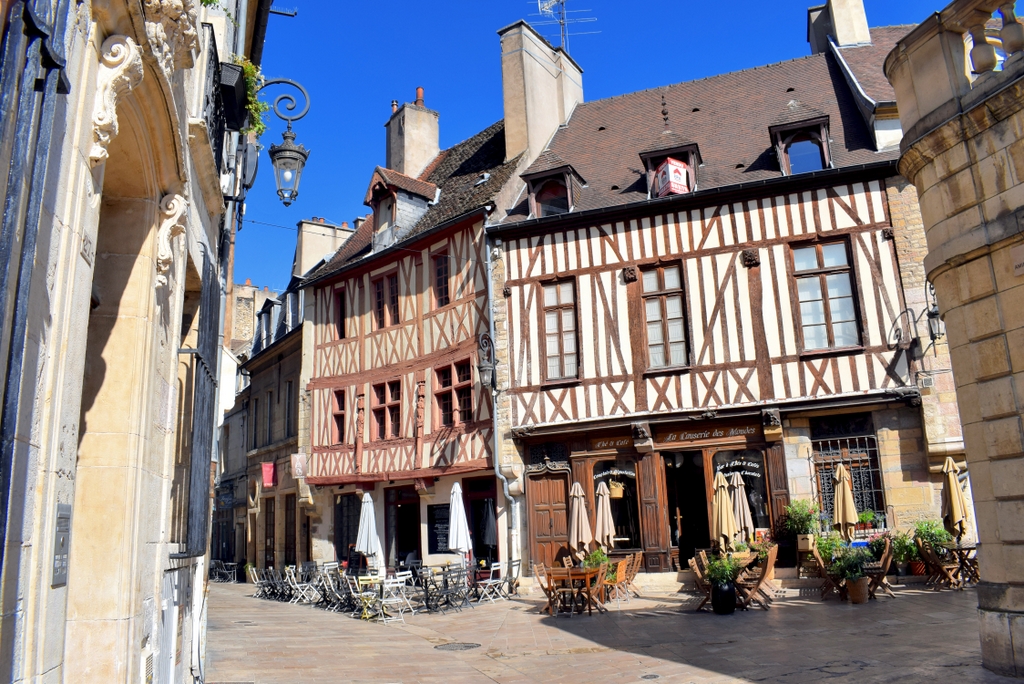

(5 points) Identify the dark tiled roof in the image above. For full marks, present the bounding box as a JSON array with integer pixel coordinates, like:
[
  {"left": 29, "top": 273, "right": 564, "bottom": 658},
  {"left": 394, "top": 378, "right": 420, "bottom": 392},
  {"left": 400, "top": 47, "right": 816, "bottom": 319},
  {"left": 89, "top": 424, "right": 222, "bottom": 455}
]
[
  {"left": 505, "top": 48, "right": 895, "bottom": 220},
  {"left": 836, "top": 26, "right": 914, "bottom": 104},
  {"left": 304, "top": 121, "right": 519, "bottom": 284},
  {"left": 525, "top": 150, "right": 571, "bottom": 177},
  {"left": 368, "top": 167, "right": 438, "bottom": 201}
]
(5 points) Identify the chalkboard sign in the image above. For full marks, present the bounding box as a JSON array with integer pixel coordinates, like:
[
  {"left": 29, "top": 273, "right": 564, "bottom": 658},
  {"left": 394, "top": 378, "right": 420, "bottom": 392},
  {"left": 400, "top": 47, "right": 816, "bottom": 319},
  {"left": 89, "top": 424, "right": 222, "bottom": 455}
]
[{"left": 427, "top": 504, "right": 450, "bottom": 554}]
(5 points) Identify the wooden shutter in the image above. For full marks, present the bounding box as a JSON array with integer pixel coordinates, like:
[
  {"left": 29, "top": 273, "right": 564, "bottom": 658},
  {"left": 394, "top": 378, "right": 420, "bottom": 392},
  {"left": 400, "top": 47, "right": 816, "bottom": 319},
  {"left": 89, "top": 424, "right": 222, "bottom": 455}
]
[{"left": 766, "top": 443, "right": 790, "bottom": 531}]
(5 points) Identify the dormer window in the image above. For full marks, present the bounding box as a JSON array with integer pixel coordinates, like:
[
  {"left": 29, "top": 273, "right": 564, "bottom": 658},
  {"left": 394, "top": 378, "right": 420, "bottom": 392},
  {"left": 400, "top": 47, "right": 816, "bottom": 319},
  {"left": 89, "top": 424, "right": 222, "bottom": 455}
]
[
  {"left": 770, "top": 117, "right": 832, "bottom": 176},
  {"left": 536, "top": 179, "right": 569, "bottom": 217},
  {"left": 521, "top": 162, "right": 584, "bottom": 219},
  {"left": 639, "top": 144, "right": 700, "bottom": 199}
]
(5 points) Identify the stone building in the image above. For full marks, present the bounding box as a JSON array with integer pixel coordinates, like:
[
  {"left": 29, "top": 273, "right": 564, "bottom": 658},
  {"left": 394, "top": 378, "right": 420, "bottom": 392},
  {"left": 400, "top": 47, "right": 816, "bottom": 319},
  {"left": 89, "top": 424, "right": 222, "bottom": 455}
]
[
  {"left": 489, "top": 0, "right": 969, "bottom": 572},
  {"left": 0, "top": 0, "right": 273, "bottom": 681},
  {"left": 886, "top": 1, "right": 1024, "bottom": 676}
]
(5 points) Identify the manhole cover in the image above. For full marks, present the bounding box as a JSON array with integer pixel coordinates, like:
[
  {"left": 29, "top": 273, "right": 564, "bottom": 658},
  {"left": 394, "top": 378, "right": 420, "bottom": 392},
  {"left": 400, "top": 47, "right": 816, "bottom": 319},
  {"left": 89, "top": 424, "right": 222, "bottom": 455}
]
[
  {"left": 640, "top": 675, "right": 661, "bottom": 680},
  {"left": 434, "top": 642, "right": 481, "bottom": 651}
]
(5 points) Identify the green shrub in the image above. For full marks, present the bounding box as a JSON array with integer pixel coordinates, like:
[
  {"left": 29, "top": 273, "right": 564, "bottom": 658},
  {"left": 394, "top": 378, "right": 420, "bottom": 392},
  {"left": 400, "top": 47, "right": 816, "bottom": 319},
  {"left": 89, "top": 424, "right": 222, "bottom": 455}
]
[
  {"left": 858, "top": 510, "right": 876, "bottom": 525},
  {"left": 706, "top": 555, "right": 744, "bottom": 585},
  {"left": 815, "top": 532, "right": 844, "bottom": 562},
  {"left": 784, "top": 499, "right": 820, "bottom": 536},
  {"left": 831, "top": 547, "right": 873, "bottom": 582},
  {"left": 733, "top": 540, "right": 749, "bottom": 552},
  {"left": 890, "top": 530, "right": 918, "bottom": 563},
  {"left": 583, "top": 548, "right": 608, "bottom": 568},
  {"left": 914, "top": 520, "right": 952, "bottom": 547}
]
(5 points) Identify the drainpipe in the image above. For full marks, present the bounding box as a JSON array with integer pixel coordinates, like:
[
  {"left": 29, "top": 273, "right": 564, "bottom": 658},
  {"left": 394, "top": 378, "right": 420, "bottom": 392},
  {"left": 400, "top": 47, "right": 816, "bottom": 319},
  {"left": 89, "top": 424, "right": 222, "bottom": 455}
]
[{"left": 484, "top": 232, "right": 519, "bottom": 566}]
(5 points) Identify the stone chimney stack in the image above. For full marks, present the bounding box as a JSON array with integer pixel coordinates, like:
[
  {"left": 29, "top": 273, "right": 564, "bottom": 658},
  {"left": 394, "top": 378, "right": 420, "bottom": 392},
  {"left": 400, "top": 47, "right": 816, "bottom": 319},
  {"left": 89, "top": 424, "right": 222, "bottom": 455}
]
[
  {"left": 384, "top": 87, "right": 440, "bottom": 178},
  {"left": 292, "top": 218, "right": 354, "bottom": 278},
  {"left": 807, "top": 0, "right": 870, "bottom": 54},
  {"left": 498, "top": 21, "right": 584, "bottom": 164}
]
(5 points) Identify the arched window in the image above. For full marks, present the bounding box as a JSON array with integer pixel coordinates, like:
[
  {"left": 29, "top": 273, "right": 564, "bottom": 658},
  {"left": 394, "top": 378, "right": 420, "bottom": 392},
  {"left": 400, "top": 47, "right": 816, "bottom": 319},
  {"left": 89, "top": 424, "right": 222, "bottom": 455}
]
[
  {"left": 783, "top": 132, "right": 826, "bottom": 175},
  {"left": 536, "top": 179, "right": 569, "bottom": 217}
]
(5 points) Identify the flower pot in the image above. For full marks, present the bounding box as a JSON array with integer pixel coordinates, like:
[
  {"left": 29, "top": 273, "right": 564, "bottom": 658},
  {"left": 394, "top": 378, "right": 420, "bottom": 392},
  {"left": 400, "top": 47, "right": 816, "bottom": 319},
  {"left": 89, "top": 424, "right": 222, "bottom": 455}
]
[
  {"left": 847, "top": 576, "right": 870, "bottom": 604},
  {"left": 797, "top": 534, "right": 816, "bottom": 552},
  {"left": 909, "top": 560, "right": 926, "bottom": 576},
  {"left": 896, "top": 562, "right": 909, "bottom": 576},
  {"left": 711, "top": 582, "right": 737, "bottom": 615}
]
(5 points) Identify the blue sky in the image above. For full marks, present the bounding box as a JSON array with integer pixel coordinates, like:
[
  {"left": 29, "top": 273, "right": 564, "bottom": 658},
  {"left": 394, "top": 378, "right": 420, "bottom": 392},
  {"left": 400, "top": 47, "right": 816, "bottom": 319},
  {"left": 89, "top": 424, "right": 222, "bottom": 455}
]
[{"left": 235, "top": 0, "right": 941, "bottom": 291}]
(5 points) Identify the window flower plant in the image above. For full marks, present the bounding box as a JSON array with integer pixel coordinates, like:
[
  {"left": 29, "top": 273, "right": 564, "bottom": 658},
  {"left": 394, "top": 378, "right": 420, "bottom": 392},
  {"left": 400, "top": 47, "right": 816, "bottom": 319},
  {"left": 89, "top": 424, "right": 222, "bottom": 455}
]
[{"left": 784, "top": 499, "right": 820, "bottom": 552}]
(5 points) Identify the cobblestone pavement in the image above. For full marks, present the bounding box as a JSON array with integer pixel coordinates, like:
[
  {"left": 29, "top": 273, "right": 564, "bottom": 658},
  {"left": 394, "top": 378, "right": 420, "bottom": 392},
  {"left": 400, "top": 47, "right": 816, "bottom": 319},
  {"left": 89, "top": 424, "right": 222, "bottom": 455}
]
[{"left": 205, "top": 581, "right": 1014, "bottom": 683}]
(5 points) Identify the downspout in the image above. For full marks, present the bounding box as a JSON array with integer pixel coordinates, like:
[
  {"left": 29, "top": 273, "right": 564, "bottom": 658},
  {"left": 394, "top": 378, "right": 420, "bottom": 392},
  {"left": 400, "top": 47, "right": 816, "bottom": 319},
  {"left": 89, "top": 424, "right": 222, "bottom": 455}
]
[{"left": 484, "top": 230, "right": 519, "bottom": 566}]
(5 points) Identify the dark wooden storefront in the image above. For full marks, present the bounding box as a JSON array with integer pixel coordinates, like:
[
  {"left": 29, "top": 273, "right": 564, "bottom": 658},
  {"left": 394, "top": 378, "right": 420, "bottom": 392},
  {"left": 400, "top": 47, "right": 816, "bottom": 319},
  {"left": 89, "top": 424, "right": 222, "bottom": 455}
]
[{"left": 522, "top": 418, "right": 789, "bottom": 573}]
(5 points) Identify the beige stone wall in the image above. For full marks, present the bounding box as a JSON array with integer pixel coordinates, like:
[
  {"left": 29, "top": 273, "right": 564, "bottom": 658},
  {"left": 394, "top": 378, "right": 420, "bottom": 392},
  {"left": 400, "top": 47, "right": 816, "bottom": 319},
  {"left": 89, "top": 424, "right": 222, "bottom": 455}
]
[{"left": 887, "top": 16, "right": 1024, "bottom": 676}]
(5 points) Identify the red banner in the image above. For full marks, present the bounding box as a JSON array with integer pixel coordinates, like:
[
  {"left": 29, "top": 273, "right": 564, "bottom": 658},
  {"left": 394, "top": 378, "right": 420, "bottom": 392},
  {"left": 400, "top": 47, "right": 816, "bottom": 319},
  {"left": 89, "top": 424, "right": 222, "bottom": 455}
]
[{"left": 261, "top": 462, "right": 276, "bottom": 488}]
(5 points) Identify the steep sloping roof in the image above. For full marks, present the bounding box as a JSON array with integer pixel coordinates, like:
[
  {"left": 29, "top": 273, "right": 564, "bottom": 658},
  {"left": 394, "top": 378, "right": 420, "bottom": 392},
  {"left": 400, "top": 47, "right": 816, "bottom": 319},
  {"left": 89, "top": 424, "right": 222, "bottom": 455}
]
[
  {"left": 836, "top": 25, "right": 913, "bottom": 105},
  {"left": 505, "top": 47, "right": 894, "bottom": 220},
  {"left": 366, "top": 167, "right": 438, "bottom": 202},
  {"left": 304, "top": 121, "right": 519, "bottom": 284}
]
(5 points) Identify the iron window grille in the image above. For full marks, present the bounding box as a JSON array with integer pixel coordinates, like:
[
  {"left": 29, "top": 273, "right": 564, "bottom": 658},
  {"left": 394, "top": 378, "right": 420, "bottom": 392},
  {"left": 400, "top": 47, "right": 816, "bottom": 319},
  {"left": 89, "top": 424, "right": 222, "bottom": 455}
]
[
  {"left": 810, "top": 435, "right": 887, "bottom": 530},
  {"left": 201, "top": 24, "right": 225, "bottom": 174}
]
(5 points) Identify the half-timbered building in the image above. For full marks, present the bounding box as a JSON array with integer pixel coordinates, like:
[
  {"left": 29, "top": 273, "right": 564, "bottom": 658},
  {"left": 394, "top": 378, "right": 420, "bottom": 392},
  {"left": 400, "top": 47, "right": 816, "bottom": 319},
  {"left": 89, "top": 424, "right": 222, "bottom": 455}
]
[{"left": 489, "top": 0, "right": 969, "bottom": 573}]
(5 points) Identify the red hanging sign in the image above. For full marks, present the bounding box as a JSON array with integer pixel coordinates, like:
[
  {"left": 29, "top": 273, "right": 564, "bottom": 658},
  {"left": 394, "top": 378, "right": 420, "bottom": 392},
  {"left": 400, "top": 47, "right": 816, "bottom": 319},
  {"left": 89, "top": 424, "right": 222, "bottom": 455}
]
[{"left": 261, "top": 462, "right": 276, "bottom": 488}]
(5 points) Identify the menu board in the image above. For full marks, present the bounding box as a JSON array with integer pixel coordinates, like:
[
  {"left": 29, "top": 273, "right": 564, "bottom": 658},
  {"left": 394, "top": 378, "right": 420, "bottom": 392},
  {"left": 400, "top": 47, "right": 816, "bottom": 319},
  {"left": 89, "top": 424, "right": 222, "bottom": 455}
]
[{"left": 427, "top": 504, "right": 450, "bottom": 554}]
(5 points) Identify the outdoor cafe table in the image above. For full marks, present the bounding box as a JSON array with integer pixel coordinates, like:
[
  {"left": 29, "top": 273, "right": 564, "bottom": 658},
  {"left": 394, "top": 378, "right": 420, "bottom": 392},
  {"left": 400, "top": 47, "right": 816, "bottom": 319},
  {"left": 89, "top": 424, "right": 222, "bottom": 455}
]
[
  {"left": 939, "top": 541, "right": 979, "bottom": 584},
  {"left": 545, "top": 566, "right": 605, "bottom": 616}
]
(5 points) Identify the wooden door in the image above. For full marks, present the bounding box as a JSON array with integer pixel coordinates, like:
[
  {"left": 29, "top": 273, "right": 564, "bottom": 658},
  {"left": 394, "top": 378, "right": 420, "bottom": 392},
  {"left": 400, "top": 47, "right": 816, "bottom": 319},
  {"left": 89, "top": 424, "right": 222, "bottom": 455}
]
[
  {"left": 526, "top": 472, "right": 569, "bottom": 568},
  {"left": 638, "top": 453, "right": 670, "bottom": 572},
  {"left": 263, "top": 497, "right": 275, "bottom": 569},
  {"left": 766, "top": 443, "right": 790, "bottom": 532}
]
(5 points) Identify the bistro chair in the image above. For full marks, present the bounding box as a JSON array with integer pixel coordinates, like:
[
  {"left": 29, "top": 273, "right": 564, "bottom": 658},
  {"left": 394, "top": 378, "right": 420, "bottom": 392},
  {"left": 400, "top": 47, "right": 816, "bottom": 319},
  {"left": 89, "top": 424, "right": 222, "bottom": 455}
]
[
  {"left": 867, "top": 538, "right": 896, "bottom": 599},
  {"left": 561, "top": 556, "right": 574, "bottom": 569},
  {"left": 504, "top": 559, "right": 522, "bottom": 597},
  {"left": 920, "top": 540, "right": 962, "bottom": 591},
  {"left": 608, "top": 559, "right": 631, "bottom": 609},
  {"left": 533, "top": 564, "right": 557, "bottom": 616},
  {"left": 285, "top": 566, "right": 317, "bottom": 604},
  {"left": 478, "top": 561, "right": 507, "bottom": 603},
  {"left": 811, "top": 547, "right": 843, "bottom": 601},
  {"left": 737, "top": 544, "right": 778, "bottom": 610},
  {"left": 626, "top": 552, "right": 644, "bottom": 597},
  {"left": 380, "top": 577, "right": 410, "bottom": 623},
  {"left": 687, "top": 557, "right": 712, "bottom": 612}
]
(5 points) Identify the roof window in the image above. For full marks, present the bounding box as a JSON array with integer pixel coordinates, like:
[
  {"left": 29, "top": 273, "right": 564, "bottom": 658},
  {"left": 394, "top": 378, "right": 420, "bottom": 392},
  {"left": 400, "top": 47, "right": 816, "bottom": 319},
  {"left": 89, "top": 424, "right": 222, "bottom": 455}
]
[
  {"left": 770, "top": 117, "right": 832, "bottom": 176},
  {"left": 521, "top": 164, "right": 585, "bottom": 219},
  {"left": 639, "top": 144, "right": 700, "bottom": 199}
]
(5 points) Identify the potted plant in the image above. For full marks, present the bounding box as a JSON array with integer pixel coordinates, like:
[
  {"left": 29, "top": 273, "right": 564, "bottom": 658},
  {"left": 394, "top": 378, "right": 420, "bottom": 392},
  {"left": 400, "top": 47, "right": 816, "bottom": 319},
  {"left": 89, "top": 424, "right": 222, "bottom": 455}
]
[
  {"left": 832, "top": 547, "right": 873, "bottom": 604},
  {"left": 815, "top": 532, "right": 844, "bottom": 563},
  {"left": 856, "top": 510, "right": 876, "bottom": 532},
  {"left": 749, "top": 537, "right": 778, "bottom": 580},
  {"left": 706, "top": 555, "right": 744, "bottom": 615},
  {"left": 784, "top": 500, "right": 820, "bottom": 552},
  {"left": 889, "top": 530, "right": 917, "bottom": 575},
  {"left": 867, "top": 530, "right": 889, "bottom": 560}
]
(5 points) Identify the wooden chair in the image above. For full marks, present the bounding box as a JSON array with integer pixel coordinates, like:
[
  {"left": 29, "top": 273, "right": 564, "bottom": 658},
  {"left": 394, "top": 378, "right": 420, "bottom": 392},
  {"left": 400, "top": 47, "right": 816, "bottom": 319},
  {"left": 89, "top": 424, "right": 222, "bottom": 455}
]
[
  {"left": 687, "top": 557, "right": 712, "bottom": 612},
  {"left": 867, "top": 538, "right": 896, "bottom": 599},
  {"left": 812, "top": 546, "right": 842, "bottom": 600},
  {"left": 608, "top": 559, "right": 631, "bottom": 609},
  {"left": 919, "top": 540, "right": 962, "bottom": 591},
  {"left": 561, "top": 555, "right": 574, "bottom": 568},
  {"left": 737, "top": 545, "right": 778, "bottom": 610},
  {"left": 533, "top": 564, "right": 554, "bottom": 614},
  {"left": 591, "top": 562, "right": 608, "bottom": 612},
  {"left": 669, "top": 548, "right": 680, "bottom": 572},
  {"left": 625, "top": 552, "right": 643, "bottom": 597}
]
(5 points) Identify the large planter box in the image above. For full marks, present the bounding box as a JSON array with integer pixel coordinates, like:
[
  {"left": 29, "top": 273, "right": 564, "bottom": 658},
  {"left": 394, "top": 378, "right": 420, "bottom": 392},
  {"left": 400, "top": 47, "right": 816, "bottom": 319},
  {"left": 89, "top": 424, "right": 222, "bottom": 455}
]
[
  {"left": 220, "top": 62, "right": 248, "bottom": 131},
  {"left": 797, "top": 534, "right": 816, "bottom": 552}
]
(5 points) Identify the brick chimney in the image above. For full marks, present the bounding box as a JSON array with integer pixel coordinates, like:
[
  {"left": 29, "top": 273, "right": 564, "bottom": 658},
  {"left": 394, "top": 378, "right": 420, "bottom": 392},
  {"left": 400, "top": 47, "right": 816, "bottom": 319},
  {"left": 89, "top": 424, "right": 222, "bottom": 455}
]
[
  {"left": 808, "top": 0, "right": 870, "bottom": 54},
  {"left": 384, "top": 87, "right": 440, "bottom": 178},
  {"left": 498, "top": 21, "right": 584, "bottom": 164}
]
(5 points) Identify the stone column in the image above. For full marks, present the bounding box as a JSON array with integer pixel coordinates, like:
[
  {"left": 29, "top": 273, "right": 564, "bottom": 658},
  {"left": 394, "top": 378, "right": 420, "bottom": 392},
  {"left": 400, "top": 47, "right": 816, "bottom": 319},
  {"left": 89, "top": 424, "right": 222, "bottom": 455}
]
[{"left": 886, "top": 8, "right": 1024, "bottom": 676}]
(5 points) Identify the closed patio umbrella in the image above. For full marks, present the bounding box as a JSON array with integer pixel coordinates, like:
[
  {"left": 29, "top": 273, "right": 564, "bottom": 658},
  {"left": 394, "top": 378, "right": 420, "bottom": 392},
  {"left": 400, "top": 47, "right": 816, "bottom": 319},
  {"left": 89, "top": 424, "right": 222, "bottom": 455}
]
[
  {"left": 942, "top": 457, "right": 968, "bottom": 541},
  {"left": 354, "top": 492, "right": 384, "bottom": 572},
  {"left": 711, "top": 471, "right": 738, "bottom": 551},
  {"left": 729, "top": 472, "right": 755, "bottom": 544},
  {"left": 448, "top": 482, "right": 472, "bottom": 562},
  {"left": 568, "top": 481, "right": 594, "bottom": 561},
  {"left": 594, "top": 481, "right": 615, "bottom": 550},
  {"left": 832, "top": 464, "right": 858, "bottom": 542},
  {"left": 482, "top": 499, "right": 498, "bottom": 548}
]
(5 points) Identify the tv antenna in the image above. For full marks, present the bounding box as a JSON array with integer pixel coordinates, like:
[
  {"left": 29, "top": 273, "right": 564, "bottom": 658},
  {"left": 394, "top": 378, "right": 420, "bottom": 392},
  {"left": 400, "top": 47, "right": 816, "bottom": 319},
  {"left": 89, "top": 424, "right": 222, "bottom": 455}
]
[{"left": 531, "top": 0, "right": 597, "bottom": 53}]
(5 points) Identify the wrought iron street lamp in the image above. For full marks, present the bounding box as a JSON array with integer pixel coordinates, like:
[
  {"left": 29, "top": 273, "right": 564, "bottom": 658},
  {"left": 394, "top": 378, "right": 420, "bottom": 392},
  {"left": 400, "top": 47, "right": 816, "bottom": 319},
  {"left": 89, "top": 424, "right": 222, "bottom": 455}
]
[
  {"left": 260, "top": 78, "right": 311, "bottom": 206},
  {"left": 478, "top": 333, "right": 497, "bottom": 393}
]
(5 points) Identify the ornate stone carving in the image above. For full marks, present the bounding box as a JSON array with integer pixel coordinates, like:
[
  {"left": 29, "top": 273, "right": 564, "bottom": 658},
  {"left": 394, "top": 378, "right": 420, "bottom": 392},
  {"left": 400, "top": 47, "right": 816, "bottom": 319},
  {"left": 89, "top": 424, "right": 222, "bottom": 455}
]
[
  {"left": 741, "top": 248, "right": 760, "bottom": 268},
  {"left": 882, "top": 227, "right": 895, "bottom": 240},
  {"left": 155, "top": 194, "right": 187, "bottom": 287},
  {"left": 143, "top": 0, "right": 199, "bottom": 75},
  {"left": 761, "top": 408, "right": 782, "bottom": 427},
  {"left": 622, "top": 265, "right": 638, "bottom": 282},
  {"left": 502, "top": 284, "right": 511, "bottom": 298},
  {"left": 90, "top": 35, "right": 144, "bottom": 166}
]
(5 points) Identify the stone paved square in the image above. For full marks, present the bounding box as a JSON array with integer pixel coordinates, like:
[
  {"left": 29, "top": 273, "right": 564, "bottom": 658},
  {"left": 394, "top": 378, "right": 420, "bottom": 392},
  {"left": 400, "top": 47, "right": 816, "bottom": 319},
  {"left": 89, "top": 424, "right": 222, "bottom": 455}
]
[{"left": 205, "top": 582, "right": 1016, "bottom": 683}]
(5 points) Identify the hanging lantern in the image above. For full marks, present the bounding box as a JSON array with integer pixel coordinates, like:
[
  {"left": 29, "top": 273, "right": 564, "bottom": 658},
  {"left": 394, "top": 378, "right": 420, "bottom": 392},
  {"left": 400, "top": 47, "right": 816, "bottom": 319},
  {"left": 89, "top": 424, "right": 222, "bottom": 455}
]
[
  {"left": 609, "top": 480, "right": 624, "bottom": 499},
  {"left": 268, "top": 128, "right": 309, "bottom": 206}
]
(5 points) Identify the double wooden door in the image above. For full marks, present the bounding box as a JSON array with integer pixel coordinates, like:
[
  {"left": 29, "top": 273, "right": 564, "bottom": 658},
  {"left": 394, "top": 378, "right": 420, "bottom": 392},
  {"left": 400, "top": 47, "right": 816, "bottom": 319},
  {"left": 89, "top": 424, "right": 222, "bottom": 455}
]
[{"left": 526, "top": 472, "right": 569, "bottom": 568}]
